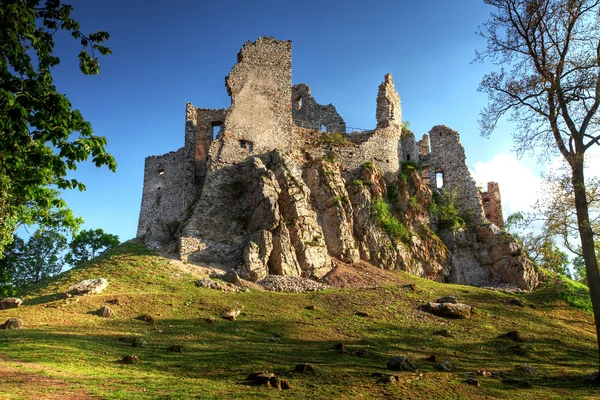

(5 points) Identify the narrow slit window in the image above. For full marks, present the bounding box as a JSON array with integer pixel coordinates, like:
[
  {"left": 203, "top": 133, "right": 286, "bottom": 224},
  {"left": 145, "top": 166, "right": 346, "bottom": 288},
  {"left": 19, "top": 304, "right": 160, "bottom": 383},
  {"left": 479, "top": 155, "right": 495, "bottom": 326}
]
[
  {"left": 212, "top": 124, "right": 221, "bottom": 140},
  {"left": 436, "top": 172, "right": 444, "bottom": 189}
]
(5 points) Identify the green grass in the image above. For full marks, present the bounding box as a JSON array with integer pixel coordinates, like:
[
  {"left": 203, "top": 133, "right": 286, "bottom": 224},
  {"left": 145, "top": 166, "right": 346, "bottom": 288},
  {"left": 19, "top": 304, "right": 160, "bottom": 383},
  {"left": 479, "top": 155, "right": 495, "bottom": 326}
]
[
  {"left": 372, "top": 197, "right": 411, "bottom": 244},
  {"left": 1, "top": 241, "right": 600, "bottom": 399}
]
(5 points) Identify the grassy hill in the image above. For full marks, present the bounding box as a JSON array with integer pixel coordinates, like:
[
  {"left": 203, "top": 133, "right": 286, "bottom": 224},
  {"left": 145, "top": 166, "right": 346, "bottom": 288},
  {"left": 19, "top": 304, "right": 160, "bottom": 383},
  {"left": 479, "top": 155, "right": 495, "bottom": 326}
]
[{"left": 1, "top": 241, "right": 599, "bottom": 399}]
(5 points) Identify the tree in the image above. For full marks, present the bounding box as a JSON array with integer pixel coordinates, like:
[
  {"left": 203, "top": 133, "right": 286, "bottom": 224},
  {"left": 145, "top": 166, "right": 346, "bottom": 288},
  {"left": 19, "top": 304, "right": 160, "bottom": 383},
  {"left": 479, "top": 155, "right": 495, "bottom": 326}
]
[
  {"left": 11, "top": 228, "right": 67, "bottom": 288},
  {"left": 66, "top": 228, "right": 119, "bottom": 266},
  {"left": 505, "top": 211, "right": 571, "bottom": 275},
  {"left": 477, "top": 0, "right": 600, "bottom": 376},
  {"left": 0, "top": 0, "right": 116, "bottom": 257},
  {"left": 0, "top": 235, "right": 25, "bottom": 298}
]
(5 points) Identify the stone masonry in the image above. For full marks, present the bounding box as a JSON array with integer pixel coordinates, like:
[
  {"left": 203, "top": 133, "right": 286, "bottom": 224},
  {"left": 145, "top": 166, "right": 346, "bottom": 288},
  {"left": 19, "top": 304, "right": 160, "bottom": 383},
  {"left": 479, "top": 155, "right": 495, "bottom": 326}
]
[{"left": 136, "top": 37, "right": 535, "bottom": 289}]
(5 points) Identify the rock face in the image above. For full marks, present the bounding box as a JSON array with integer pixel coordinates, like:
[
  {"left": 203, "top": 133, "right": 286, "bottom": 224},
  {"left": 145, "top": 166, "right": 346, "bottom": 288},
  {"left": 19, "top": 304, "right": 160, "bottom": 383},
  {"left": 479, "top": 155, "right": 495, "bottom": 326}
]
[
  {"left": 136, "top": 37, "right": 539, "bottom": 291},
  {"left": 441, "top": 224, "right": 538, "bottom": 290},
  {"left": 0, "top": 297, "right": 22, "bottom": 310}
]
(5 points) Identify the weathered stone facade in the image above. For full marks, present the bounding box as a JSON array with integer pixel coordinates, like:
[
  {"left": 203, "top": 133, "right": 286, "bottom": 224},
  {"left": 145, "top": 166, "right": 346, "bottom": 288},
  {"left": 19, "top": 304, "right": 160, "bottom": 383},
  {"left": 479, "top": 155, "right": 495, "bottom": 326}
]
[
  {"left": 480, "top": 182, "right": 504, "bottom": 229},
  {"left": 136, "top": 37, "right": 537, "bottom": 290}
]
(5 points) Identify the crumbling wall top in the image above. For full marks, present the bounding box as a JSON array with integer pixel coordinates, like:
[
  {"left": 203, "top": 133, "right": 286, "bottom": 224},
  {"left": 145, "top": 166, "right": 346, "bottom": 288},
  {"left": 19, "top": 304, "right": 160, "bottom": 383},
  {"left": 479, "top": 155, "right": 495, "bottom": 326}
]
[{"left": 376, "top": 73, "right": 402, "bottom": 129}]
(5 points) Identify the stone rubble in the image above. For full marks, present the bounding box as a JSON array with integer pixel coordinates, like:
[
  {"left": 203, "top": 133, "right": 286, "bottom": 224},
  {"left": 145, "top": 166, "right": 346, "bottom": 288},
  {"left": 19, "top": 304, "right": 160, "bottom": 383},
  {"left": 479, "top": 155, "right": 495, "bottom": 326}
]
[{"left": 257, "top": 275, "right": 329, "bottom": 293}]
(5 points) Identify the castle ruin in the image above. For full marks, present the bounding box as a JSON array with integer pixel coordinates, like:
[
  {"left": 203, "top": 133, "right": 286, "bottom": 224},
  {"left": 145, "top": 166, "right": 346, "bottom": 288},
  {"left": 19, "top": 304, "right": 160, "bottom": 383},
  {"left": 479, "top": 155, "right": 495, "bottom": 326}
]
[{"left": 137, "top": 37, "right": 535, "bottom": 289}]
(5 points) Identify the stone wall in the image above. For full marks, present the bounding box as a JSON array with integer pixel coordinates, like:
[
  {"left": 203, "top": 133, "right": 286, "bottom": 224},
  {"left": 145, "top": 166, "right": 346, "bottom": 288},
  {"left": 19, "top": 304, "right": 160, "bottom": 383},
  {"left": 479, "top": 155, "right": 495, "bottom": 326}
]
[
  {"left": 421, "top": 125, "right": 485, "bottom": 223},
  {"left": 481, "top": 182, "right": 504, "bottom": 229},
  {"left": 192, "top": 107, "right": 227, "bottom": 185},
  {"left": 213, "top": 37, "right": 293, "bottom": 166},
  {"left": 137, "top": 149, "right": 187, "bottom": 246},
  {"left": 292, "top": 83, "right": 346, "bottom": 133}
]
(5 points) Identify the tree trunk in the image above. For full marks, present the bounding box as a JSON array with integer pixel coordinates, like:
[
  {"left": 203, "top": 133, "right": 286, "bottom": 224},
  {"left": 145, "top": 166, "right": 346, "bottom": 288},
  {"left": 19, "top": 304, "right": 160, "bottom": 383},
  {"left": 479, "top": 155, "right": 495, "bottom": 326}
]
[{"left": 572, "top": 161, "right": 600, "bottom": 376}]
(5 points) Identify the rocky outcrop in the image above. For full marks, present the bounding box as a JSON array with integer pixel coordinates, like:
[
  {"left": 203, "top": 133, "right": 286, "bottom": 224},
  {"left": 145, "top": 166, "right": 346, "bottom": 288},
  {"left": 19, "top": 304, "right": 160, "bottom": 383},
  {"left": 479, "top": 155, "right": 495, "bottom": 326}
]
[
  {"left": 68, "top": 278, "right": 108, "bottom": 296},
  {"left": 441, "top": 223, "right": 538, "bottom": 290},
  {"left": 238, "top": 151, "right": 333, "bottom": 281}
]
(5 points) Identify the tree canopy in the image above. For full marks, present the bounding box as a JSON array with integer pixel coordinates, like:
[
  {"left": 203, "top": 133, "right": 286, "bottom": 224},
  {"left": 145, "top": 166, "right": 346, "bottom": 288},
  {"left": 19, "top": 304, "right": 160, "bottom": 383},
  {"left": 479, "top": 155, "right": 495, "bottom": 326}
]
[
  {"left": 65, "top": 228, "right": 119, "bottom": 266},
  {"left": 0, "top": 0, "right": 115, "bottom": 257},
  {"left": 477, "top": 0, "right": 600, "bottom": 376}
]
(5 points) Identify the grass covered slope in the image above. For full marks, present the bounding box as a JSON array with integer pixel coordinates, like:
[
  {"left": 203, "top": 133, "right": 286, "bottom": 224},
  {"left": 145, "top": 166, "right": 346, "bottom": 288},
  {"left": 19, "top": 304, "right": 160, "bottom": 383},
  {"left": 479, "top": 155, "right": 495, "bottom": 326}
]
[{"left": 0, "top": 242, "right": 599, "bottom": 399}]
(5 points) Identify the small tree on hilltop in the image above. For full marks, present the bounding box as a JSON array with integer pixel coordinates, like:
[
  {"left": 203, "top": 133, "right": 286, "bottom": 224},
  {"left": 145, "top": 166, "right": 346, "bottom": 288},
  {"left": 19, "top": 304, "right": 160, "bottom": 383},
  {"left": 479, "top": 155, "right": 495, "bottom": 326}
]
[
  {"left": 66, "top": 228, "right": 119, "bottom": 266},
  {"left": 0, "top": 0, "right": 115, "bottom": 258},
  {"left": 477, "top": 0, "right": 600, "bottom": 377}
]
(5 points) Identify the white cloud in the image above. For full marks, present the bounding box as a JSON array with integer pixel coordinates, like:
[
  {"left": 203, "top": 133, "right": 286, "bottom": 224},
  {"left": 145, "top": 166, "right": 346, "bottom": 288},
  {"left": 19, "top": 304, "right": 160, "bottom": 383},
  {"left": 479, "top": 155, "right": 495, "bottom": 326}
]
[{"left": 471, "top": 153, "right": 542, "bottom": 218}]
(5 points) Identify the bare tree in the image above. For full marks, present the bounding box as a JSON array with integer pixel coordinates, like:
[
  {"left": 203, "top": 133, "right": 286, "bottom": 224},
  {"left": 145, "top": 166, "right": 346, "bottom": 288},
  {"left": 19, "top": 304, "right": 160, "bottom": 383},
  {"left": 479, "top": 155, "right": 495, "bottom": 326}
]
[{"left": 477, "top": 0, "right": 600, "bottom": 376}]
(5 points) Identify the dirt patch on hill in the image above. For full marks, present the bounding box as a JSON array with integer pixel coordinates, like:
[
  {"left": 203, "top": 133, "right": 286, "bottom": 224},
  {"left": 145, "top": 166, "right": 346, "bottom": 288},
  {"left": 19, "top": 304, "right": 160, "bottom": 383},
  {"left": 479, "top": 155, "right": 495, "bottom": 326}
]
[
  {"left": 0, "top": 363, "right": 94, "bottom": 399},
  {"left": 320, "top": 260, "right": 408, "bottom": 288}
]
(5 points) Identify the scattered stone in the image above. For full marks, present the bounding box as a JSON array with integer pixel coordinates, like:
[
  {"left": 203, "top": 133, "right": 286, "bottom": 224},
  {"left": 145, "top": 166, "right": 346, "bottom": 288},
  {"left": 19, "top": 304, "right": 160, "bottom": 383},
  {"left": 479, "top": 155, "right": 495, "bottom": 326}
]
[
  {"left": 119, "top": 355, "right": 140, "bottom": 364},
  {"left": 404, "top": 283, "right": 417, "bottom": 292},
  {"left": 222, "top": 305, "right": 243, "bottom": 321},
  {"left": 502, "top": 378, "right": 532, "bottom": 388},
  {"left": 257, "top": 275, "right": 329, "bottom": 293},
  {"left": 168, "top": 345, "right": 184, "bottom": 352},
  {"left": 509, "top": 298, "right": 525, "bottom": 307},
  {"left": 584, "top": 372, "right": 599, "bottom": 382},
  {"left": 305, "top": 305, "right": 316, "bottom": 310},
  {"left": 423, "top": 302, "right": 472, "bottom": 319},
  {"left": 68, "top": 278, "right": 108, "bottom": 296},
  {"left": 137, "top": 314, "right": 155, "bottom": 324},
  {"left": 352, "top": 349, "right": 369, "bottom": 357},
  {"left": 1, "top": 318, "right": 23, "bottom": 330},
  {"left": 435, "top": 296, "right": 457, "bottom": 304},
  {"left": 196, "top": 277, "right": 239, "bottom": 292},
  {"left": 373, "top": 373, "right": 398, "bottom": 384},
  {"left": 509, "top": 344, "right": 531, "bottom": 356},
  {"left": 205, "top": 317, "right": 217, "bottom": 325},
  {"left": 333, "top": 343, "right": 347, "bottom": 352},
  {"left": 225, "top": 268, "right": 243, "bottom": 286},
  {"left": 436, "top": 360, "right": 455, "bottom": 372},
  {"left": 465, "top": 378, "right": 480, "bottom": 387},
  {"left": 107, "top": 298, "right": 120, "bottom": 305},
  {"left": 0, "top": 297, "right": 22, "bottom": 310},
  {"left": 354, "top": 311, "right": 369, "bottom": 317},
  {"left": 514, "top": 364, "right": 537, "bottom": 376},
  {"left": 424, "top": 355, "right": 438, "bottom": 363},
  {"left": 245, "top": 370, "right": 291, "bottom": 389},
  {"left": 477, "top": 369, "right": 492, "bottom": 377},
  {"left": 131, "top": 337, "right": 147, "bottom": 348},
  {"left": 435, "top": 329, "right": 453, "bottom": 338},
  {"left": 294, "top": 363, "right": 316, "bottom": 373},
  {"left": 499, "top": 330, "right": 525, "bottom": 342},
  {"left": 387, "top": 355, "right": 417, "bottom": 372},
  {"left": 280, "top": 379, "right": 292, "bottom": 390},
  {"left": 97, "top": 305, "right": 113, "bottom": 318}
]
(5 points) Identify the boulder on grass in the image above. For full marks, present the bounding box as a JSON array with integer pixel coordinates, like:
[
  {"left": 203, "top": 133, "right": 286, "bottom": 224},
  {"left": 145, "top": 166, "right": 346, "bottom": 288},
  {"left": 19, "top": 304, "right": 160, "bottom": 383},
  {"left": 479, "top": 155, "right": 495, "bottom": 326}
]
[
  {"left": 423, "top": 302, "right": 471, "bottom": 319},
  {"left": 68, "top": 278, "right": 108, "bottom": 296},
  {"left": 0, "top": 297, "right": 22, "bottom": 310},
  {"left": 97, "top": 305, "right": 113, "bottom": 318},
  {"left": 1, "top": 318, "right": 24, "bottom": 330},
  {"left": 386, "top": 355, "right": 417, "bottom": 372}
]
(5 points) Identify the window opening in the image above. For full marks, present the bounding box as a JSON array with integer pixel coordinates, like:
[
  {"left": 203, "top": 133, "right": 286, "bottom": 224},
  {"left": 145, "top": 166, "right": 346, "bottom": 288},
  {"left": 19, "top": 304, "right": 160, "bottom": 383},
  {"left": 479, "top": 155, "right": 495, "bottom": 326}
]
[
  {"left": 211, "top": 123, "right": 222, "bottom": 140},
  {"left": 321, "top": 124, "right": 327, "bottom": 132},
  {"left": 240, "top": 140, "right": 254, "bottom": 152},
  {"left": 295, "top": 97, "right": 303, "bottom": 110},
  {"left": 158, "top": 169, "right": 165, "bottom": 175},
  {"left": 406, "top": 154, "right": 411, "bottom": 161},
  {"left": 436, "top": 172, "right": 444, "bottom": 189}
]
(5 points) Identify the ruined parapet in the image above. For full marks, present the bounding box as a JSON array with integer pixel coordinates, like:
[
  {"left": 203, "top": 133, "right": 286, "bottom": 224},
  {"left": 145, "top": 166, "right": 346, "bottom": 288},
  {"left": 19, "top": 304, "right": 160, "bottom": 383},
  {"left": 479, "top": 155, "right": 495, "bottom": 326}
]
[
  {"left": 193, "top": 107, "right": 227, "bottom": 185},
  {"left": 292, "top": 84, "right": 346, "bottom": 133},
  {"left": 481, "top": 182, "right": 504, "bottom": 229},
  {"left": 418, "top": 134, "right": 430, "bottom": 155},
  {"left": 376, "top": 73, "right": 402, "bottom": 129},
  {"left": 400, "top": 130, "right": 419, "bottom": 163},
  {"left": 422, "top": 125, "right": 485, "bottom": 224},
  {"left": 137, "top": 149, "right": 187, "bottom": 246},
  {"left": 336, "top": 74, "right": 404, "bottom": 173},
  {"left": 214, "top": 37, "right": 293, "bottom": 166}
]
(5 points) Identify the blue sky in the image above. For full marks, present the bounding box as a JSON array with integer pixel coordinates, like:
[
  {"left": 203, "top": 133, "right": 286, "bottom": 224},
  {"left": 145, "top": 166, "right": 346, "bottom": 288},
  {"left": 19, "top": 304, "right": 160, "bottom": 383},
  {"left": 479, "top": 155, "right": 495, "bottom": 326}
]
[{"left": 45, "top": 0, "right": 548, "bottom": 242}]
